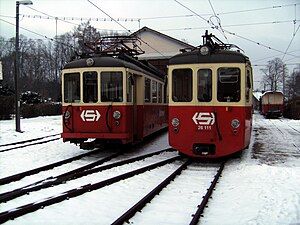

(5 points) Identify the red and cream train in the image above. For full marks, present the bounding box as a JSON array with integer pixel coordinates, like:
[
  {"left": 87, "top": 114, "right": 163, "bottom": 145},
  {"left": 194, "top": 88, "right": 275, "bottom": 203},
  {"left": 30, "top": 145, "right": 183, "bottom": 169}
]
[
  {"left": 61, "top": 53, "right": 167, "bottom": 148},
  {"left": 168, "top": 32, "right": 253, "bottom": 158},
  {"left": 61, "top": 32, "right": 253, "bottom": 158}
]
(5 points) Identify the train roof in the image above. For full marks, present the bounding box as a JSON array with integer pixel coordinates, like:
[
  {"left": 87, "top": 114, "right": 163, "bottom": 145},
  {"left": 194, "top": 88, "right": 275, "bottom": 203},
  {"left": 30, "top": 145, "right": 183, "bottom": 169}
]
[
  {"left": 63, "top": 55, "right": 165, "bottom": 80},
  {"left": 261, "top": 91, "right": 284, "bottom": 97},
  {"left": 169, "top": 49, "right": 250, "bottom": 65}
]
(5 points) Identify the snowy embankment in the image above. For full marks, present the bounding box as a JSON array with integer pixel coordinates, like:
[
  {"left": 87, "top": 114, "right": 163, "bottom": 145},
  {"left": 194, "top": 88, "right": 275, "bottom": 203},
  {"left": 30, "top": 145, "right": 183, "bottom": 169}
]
[{"left": 0, "top": 113, "right": 299, "bottom": 225}]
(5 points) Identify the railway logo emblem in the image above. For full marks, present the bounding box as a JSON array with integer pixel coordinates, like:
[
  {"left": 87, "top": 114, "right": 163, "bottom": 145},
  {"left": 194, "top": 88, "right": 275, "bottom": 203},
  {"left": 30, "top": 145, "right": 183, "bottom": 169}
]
[
  {"left": 80, "top": 110, "right": 101, "bottom": 122},
  {"left": 192, "top": 112, "right": 215, "bottom": 130}
]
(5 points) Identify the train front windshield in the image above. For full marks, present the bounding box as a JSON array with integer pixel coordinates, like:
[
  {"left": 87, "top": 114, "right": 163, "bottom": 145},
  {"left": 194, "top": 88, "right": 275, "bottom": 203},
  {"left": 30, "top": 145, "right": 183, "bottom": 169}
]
[
  {"left": 63, "top": 71, "right": 124, "bottom": 103},
  {"left": 171, "top": 67, "right": 242, "bottom": 103},
  {"left": 64, "top": 73, "right": 80, "bottom": 103},
  {"left": 101, "top": 72, "right": 123, "bottom": 102}
]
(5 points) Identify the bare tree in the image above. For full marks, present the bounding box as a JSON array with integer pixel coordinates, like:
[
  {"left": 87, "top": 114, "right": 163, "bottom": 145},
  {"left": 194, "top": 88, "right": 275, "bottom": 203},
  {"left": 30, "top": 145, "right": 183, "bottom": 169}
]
[
  {"left": 285, "top": 65, "right": 300, "bottom": 100},
  {"left": 260, "top": 58, "right": 287, "bottom": 92}
]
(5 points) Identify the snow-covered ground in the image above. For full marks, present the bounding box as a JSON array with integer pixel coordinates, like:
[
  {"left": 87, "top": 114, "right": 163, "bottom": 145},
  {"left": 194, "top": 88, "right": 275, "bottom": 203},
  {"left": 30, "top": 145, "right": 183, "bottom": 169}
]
[{"left": 0, "top": 113, "right": 299, "bottom": 225}]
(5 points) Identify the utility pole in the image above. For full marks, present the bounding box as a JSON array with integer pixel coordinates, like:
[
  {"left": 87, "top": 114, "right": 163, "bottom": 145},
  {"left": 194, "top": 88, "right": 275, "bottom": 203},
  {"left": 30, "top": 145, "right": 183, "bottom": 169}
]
[
  {"left": 15, "top": 0, "right": 33, "bottom": 132},
  {"left": 282, "top": 64, "right": 286, "bottom": 96},
  {"left": 55, "top": 17, "right": 58, "bottom": 83}
]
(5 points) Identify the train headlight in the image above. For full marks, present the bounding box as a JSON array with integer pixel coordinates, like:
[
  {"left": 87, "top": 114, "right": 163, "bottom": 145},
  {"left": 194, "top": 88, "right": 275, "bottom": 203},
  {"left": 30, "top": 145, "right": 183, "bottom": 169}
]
[
  {"left": 200, "top": 46, "right": 210, "bottom": 55},
  {"left": 171, "top": 118, "right": 180, "bottom": 127},
  {"left": 64, "top": 111, "right": 71, "bottom": 119},
  {"left": 113, "top": 110, "right": 121, "bottom": 120},
  {"left": 231, "top": 119, "right": 240, "bottom": 129}
]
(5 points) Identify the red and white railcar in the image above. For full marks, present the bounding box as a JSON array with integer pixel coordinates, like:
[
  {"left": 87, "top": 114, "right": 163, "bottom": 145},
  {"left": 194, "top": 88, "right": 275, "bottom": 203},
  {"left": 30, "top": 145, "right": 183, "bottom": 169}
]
[
  {"left": 260, "top": 91, "right": 284, "bottom": 118},
  {"left": 61, "top": 54, "right": 167, "bottom": 147},
  {"left": 168, "top": 32, "right": 253, "bottom": 158}
]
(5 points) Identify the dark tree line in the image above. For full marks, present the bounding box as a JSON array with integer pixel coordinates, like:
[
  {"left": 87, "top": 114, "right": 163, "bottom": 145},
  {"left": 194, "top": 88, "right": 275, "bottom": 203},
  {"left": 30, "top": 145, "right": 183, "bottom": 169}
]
[{"left": 0, "top": 21, "right": 126, "bottom": 101}]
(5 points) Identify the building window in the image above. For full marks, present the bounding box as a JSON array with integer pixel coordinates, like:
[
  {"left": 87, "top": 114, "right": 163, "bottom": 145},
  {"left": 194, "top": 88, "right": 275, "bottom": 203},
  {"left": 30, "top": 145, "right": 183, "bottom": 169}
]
[
  {"left": 172, "top": 68, "right": 193, "bottom": 102},
  {"left": 101, "top": 71, "right": 123, "bottom": 102},
  {"left": 217, "top": 67, "right": 241, "bottom": 102},
  {"left": 64, "top": 73, "right": 80, "bottom": 103},
  {"left": 145, "top": 78, "right": 151, "bottom": 103},
  {"left": 197, "top": 69, "right": 212, "bottom": 102},
  {"left": 83, "top": 71, "right": 98, "bottom": 103}
]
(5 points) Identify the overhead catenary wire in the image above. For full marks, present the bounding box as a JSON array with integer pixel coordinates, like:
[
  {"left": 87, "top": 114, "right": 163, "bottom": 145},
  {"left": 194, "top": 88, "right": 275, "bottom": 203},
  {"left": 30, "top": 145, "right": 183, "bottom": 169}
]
[
  {"left": 208, "top": 0, "right": 229, "bottom": 43},
  {"left": 253, "top": 49, "right": 300, "bottom": 62},
  {"left": 0, "top": 18, "right": 75, "bottom": 49},
  {"left": 174, "top": 0, "right": 208, "bottom": 24},
  {"left": 24, "top": 6, "right": 127, "bottom": 34},
  {"left": 174, "top": 0, "right": 299, "bottom": 59},
  {"left": 222, "top": 28, "right": 299, "bottom": 58},
  {"left": 4, "top": 2, "right": 296, "bottom": 23},
  {"left": 282, "top": 24, "right": 300, "bottom": 61},
  {"left": 252, "top": 63, "right": 299, "bottom": 67},
  {"left": 86, "top": 0, "right": 165, "bottom": 57},
  {"left": 86, "top": 0, "right": 131, "bottom": 32},
  {"left": 9, "top": 14, "right": 299, "bottom": 32},
  {"left": 216, "top": 3, "right": 299, "bottom": 16},
  {"left": 157, "top": 20, "right": 300, "bottom": 32},
  {"left": 26, "top": 6, "right": 79, "bottom": 27},
  {"left": 20, "top": 14, "right": 140, "bottom": 22},
  {"left": 3, "top": 2, "right": 297, "bottom": 22}
]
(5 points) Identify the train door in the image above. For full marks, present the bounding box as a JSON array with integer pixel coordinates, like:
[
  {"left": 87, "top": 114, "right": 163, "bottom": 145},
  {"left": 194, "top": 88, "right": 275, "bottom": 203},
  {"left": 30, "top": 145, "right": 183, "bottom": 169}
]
[
  {"left": 128, "top": 72, "right": 138, "bottom": 141},
  {"left": 132, "top": 75, "right": 138, "bottom": 140}
]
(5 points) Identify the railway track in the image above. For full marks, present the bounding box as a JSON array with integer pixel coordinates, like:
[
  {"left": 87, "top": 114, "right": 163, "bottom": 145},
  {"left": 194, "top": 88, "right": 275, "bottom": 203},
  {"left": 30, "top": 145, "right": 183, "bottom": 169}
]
[
  {"left": 0, "top": 134, "right": 61, "bottom": 153},
  {"left": 278, "top": 119, "right": 300, "bottom": 134},
  {"left": 0, "top": 148, "right": 173, "bottom": 204},
  {"left": 269, "top": 119, "right": 300, "bottom": 152},
  {"left": 0, "top": 148, "right": 104, "bottom": 185},
  {"left": 112, "top": 160, "right": 225, "bottom": 225},
  {"left": 0, "top": 149, "right": 179, "bottom": 223}
]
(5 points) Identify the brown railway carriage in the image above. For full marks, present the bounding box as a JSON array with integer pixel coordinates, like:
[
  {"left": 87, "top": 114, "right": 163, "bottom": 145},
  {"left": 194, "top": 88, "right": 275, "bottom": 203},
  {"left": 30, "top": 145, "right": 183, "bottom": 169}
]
[{"left": 260, "top": 91, "right": 284, "bottom": 118}]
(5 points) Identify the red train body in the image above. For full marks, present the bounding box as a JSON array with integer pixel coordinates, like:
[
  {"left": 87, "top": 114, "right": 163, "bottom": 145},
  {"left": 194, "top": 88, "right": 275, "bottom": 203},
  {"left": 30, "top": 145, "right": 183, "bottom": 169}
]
[
  {"left": 260, "top": 91, "right": 284, "bottom": 118},
  {"left": 61, "top": 55, "right": 167, "bottom": 147},
  {"left": 168, "top": 32, "right": 253, "bottom": 158}
]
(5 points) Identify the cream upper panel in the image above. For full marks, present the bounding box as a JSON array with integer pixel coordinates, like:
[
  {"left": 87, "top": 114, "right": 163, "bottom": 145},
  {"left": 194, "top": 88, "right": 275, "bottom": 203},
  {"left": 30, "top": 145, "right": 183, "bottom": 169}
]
[
  {"left": 62, "top": 67, "right": 127, "bottom": 106},
  {"left": 168, "top": 63, "right": 253, "bottom": 107},
  {"left": 62, "top": 67, "right": 166, "bottom": 106}
]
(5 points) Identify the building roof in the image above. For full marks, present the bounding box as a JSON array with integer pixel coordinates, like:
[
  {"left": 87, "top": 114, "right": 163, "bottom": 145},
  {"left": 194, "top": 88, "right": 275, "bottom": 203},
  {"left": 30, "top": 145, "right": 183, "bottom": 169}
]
[
  {"left": 130, "top": 26, "right": 195, "bottom": 60},
  {"left": 131, "top": 26, "right": 195, "bottom": 49}
]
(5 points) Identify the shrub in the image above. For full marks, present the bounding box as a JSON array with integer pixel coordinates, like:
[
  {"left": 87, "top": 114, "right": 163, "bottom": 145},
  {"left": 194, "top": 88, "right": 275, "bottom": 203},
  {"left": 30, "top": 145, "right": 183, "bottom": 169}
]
[
  {"left": 0, "top": 96, "right": 14, "bottom": 120},
  {"left": 21, "top": 103, "right": 61, "bottom": 118}
]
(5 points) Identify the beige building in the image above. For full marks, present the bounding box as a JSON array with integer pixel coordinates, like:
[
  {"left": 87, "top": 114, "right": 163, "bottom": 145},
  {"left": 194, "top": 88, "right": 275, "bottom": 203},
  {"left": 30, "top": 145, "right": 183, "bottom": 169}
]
[{"left": 130, "top": 27, "right": 195, "bottom": 74}]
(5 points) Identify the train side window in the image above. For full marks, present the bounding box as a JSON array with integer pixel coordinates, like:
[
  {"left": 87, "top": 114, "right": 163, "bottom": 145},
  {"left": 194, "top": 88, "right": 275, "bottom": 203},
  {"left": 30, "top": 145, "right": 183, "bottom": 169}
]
[
  {"left": 246, "top": 69, "right": 251, "bottom": 102},
  {"left": 172, "top": 69, "right": 193, "bottom": 102},
  {"left": 145, "top": 78, "right": 151, "bottom": 103},
  {"left": 217, "top": 68, "right": 241, "bottom": 102},
  {"left": 152, "top": 80, "right": 158, "bottom": 103},
  {"left": 197, "top": 69, "right": 212, "bottom": 102},
  {"left": 63, "top": 73, "right": 80, "bottom": 103},
  {"left": 158, "top": 83, "right": 163, "bottom": 103},
  {"left": 101, "top": 71, "right": 123, "bottom": 102},
  {"left": 127, "top": 74, "right": 133, "bottom": 102},
  {"left": 83, "top": 71, "right": 98, "bottom": 103}
]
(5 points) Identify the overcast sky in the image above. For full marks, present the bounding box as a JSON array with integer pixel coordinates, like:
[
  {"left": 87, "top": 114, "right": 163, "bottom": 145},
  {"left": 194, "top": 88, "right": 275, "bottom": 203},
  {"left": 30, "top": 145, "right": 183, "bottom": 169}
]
[{"left": 0, "top": 0, "right": 299, "bottom": 89}]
